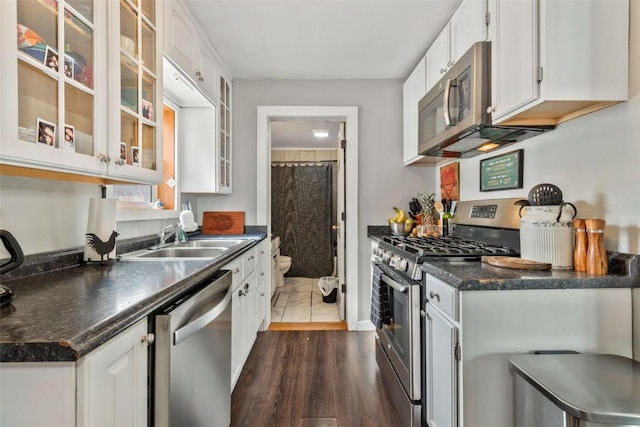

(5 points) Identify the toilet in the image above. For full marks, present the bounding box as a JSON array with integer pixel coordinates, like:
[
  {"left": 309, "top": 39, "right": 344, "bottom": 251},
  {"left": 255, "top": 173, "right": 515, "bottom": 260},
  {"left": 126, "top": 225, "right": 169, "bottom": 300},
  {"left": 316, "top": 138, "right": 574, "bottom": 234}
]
[{"left": 278, "top": 255, "right": 292, "bottom": 287}]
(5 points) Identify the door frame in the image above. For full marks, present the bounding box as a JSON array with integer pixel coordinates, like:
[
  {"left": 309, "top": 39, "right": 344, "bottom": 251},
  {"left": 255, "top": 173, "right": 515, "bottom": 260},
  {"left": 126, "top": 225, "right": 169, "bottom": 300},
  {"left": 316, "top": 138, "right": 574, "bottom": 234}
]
[{"left": 256, "top": 106, "right": 359, "bottom": 331}]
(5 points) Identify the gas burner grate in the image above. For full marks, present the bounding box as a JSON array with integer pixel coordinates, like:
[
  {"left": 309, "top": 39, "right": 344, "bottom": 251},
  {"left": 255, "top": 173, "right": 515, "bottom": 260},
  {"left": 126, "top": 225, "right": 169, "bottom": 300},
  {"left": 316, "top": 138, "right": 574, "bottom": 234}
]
[{"left": 382, "top": 235, "right": 518, "bottom": 258}]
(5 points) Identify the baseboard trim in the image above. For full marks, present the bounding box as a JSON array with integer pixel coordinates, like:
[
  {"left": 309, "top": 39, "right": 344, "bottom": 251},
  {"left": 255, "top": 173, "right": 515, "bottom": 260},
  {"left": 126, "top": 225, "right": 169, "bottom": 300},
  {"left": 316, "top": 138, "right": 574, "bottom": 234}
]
[{"left": 357, "top": 320, "right": 376, "bottom": 331}]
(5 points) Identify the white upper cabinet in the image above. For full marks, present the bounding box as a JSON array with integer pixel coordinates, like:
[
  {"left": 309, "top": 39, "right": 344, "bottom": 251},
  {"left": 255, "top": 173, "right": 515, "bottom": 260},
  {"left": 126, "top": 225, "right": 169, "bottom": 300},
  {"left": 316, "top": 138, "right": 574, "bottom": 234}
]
[
  {"left": 108, "top": 0, "right": 164, "bottom": 184},
  {"left": 425, "top": 0, "right": 487, "bottom": 92},
  {"left": 164, "top": 0, "right": 217, "bottom": 102},
  {"left": 1, "top": 0, "right": 163, "bottom": 184},
  {"left": 403, "top": 57, "right": 435, "bottom": 165},
  {"left": 488, "top": 0, "right": 629, "bottom": 125},
  {"left": 1, "top": 0, "right": 109, "bottom": 177}
]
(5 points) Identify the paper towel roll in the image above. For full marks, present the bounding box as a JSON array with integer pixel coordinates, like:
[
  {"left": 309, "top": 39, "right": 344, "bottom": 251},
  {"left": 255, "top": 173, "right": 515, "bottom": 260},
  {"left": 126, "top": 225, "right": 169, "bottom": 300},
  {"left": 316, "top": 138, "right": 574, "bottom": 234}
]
[{"left": 83, "top": 198, "right": 118, "bottom": 262}]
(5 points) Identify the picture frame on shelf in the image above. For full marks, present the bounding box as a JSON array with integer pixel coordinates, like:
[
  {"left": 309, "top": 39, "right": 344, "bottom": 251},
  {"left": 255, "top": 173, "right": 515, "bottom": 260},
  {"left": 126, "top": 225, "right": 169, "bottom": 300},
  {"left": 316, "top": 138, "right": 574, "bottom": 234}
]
[
  {"left": 120, "top": 142, "right": 127, "bottom": 161},
  {"left": 44, "top": 46, "right": 58, "bottom": 72},
  {"left": 64, "top": 54, "right": 74, "bottom": 79},
  {"left": 36, "top": 118, "right": 56, "bottom": 147},
  {"left": 64, "top": 124, "right": 75, "bottom": 148},
  {"left": 141, "top": 99, "right": 153, "bottom": 120},
  {"left": 480, "top": 149, "right": 524, "bottom": 192},
  {"left": 131, "top": 146, "right": 140, "bottom": 167}
]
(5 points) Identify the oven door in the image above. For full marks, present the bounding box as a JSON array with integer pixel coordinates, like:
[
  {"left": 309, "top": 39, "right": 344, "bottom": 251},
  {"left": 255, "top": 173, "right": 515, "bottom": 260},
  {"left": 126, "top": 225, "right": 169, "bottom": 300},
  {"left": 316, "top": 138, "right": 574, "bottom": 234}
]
[{"left": 377, "top": 270, "right": 421, "bottom": 401}]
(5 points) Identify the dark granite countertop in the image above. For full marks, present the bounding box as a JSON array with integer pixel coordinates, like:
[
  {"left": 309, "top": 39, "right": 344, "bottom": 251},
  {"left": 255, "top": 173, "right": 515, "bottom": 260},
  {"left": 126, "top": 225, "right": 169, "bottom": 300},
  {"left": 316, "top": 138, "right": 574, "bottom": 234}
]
[
  {"left": 0, "top": 232, "right": 267, "bottom": 363},
  {"left": 421, "top": 256, "right": 639, "bottom": 291},
  {"left": 368, "top": 232, "right": 640, "bottom": 291}
]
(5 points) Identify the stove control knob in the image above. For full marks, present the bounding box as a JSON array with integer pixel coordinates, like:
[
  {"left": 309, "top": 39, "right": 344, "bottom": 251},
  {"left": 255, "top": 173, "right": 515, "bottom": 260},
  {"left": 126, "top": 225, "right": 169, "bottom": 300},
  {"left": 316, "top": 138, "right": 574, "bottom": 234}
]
[
  {"left": 383, "top": 251, "right": 392, "bottom": 263},
  {"left": 398, "top": 259, "right": 408, "bottom": 272},
  {"left": 390, "top": 256, "right": 399, "bottom": 269}
]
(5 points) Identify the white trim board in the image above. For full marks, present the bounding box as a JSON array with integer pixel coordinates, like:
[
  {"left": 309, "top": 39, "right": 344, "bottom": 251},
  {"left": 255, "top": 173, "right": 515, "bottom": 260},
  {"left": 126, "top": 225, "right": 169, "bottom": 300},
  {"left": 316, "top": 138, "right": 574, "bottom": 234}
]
[{"left": 257, "top": 106, "right": 359, "bottom": 331}]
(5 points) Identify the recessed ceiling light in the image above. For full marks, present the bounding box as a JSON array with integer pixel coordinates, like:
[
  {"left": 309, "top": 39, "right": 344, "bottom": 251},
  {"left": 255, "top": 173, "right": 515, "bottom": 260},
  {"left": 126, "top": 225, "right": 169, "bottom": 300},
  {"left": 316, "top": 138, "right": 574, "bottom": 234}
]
[{"left": 313, "top": 129, "right": 329, "bottom": 138}]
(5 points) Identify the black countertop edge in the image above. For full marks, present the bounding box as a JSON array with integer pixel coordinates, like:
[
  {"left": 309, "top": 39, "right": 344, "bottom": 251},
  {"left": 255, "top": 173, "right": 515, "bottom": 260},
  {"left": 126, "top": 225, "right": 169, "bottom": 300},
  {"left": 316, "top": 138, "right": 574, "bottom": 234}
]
[
  {"left": 0, "top": 229, "right": 268, "bottom": 283},
  {"left": 0, "top": 236, "right": 267, "bottom": 362},
  {"left": 367, "top": 225, "right": 392, "bottom": 237}
]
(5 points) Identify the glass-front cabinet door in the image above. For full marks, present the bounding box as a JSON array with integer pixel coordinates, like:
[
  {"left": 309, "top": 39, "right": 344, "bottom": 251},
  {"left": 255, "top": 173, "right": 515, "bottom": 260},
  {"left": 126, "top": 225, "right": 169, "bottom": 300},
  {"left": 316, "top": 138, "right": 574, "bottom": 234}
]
[
  {"left": 1, "top": 0, "right": 108, "bottom": 175},
  {"left": 217, "top": 73, "right": 232, "bottom": 193},
  {"left": 108, "top": 0, "right": 162, "bottom": 184}
]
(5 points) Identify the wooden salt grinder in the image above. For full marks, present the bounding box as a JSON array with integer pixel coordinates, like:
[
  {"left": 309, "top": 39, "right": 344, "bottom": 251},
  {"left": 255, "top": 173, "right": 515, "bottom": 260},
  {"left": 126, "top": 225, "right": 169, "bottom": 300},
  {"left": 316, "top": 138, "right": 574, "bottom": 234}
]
[
  {"left": 573, "top": 218, "right": 588, "bottom": 272},
  {"left": 585, "top": 219, "right": 607, "bottom": 275}
]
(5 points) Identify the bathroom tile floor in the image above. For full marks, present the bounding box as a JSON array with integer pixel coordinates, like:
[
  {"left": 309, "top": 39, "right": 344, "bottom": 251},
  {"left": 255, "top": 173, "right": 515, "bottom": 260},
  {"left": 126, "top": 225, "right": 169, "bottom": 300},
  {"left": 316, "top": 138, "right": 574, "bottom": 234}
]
[{"left": 271, "top": 277, "right": 340, "bottom": 323}]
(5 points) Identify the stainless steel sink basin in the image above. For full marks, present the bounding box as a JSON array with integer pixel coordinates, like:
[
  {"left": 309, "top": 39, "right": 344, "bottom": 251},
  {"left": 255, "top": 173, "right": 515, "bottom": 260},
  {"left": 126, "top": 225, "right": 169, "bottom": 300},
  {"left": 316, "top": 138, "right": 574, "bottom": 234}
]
[
  {"left": 134, "top": 247, "right": 227, "bottom": 259},
  {"left": 120, "top": 238, "right": 254, "bottom": 261},
  {"left": 177, "top": 239, "right": 246, "bottom": 249}
]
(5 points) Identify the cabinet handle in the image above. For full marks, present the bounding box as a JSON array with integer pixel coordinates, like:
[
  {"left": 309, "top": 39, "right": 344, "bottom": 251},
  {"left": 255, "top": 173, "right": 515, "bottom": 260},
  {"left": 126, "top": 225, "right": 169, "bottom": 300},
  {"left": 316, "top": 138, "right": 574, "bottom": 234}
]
[
  {"left": 195, "top": 71, "right": 204, "bottom": 82},
  {"left": 486, "top": 106, "right": 495, "bottom": 114},
  {"left": 141, "top": 333, "right": 155, "bottom": 346},
  {"left": 98, "top": 153, "right": 111, "bottom": 163},
  {"left": 248, "top": 255, "right": 255, "bottom": 261},
  {"left": 115, "top": 158, "right": 125, "bottom": 166},
  {"left": 429, "top": 291, "right": 441, "bottom": 302},
  {"left": 447, "top": 60, "right": 454, "bottom": 67},
  {"left": 440, "top": 67, "right": 447, "bottom": 74},
  {"left": 260, "top": 292, "right": 265, "bottom": 297},
  {"left": 420, "top": 310, "right": 426, "bottom": 318},
  {"left": 233, "top": 268, "right": 240, "bottom": 274}
]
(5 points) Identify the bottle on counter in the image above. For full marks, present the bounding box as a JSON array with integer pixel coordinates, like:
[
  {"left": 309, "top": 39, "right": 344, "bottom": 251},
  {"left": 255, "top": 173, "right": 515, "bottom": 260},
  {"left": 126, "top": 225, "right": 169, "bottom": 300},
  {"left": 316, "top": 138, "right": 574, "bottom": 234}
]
[
  {"left": 573, "top": 218, "right": 588, "bottom": 272},
  {"left": 585, "top": 218, "right": 607, "bottom": 276}
]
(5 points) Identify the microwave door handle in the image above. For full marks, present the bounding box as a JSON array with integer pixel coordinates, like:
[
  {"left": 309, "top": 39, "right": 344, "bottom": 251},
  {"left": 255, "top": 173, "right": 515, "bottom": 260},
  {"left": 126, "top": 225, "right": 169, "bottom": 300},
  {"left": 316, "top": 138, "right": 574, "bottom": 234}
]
[{"left": 443, "top": 78, "right": 453, "bottom": 127}]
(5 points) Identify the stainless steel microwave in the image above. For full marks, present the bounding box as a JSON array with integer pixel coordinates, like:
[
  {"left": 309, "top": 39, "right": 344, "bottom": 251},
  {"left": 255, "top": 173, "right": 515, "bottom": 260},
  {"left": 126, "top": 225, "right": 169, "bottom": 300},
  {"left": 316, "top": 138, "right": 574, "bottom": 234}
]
[{"left": 417, "top": 41, "right": 553, "bottom": 158}]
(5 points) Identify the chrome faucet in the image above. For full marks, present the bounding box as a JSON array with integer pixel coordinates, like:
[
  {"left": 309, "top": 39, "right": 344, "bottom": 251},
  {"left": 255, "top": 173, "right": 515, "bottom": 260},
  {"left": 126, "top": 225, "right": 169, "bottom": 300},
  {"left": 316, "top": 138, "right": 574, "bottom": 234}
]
[{"left": 158, "top": 223, "right": 186, "bottom": 247}]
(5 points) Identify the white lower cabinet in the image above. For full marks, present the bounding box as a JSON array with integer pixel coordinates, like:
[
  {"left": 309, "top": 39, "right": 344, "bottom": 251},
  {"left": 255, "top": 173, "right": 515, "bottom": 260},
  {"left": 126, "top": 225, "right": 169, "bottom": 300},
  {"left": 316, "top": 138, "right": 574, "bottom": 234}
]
[
  {"left": 230, "top": 240, "right": 269, "bottom": 390},
  {"left": 0, "top": 318, "right": 150, "bottom": 427},
  {"left": 424, "top": 303, "right": 458, "bottom": 427},
  {"left": 76, "top": 318, "right": 151, "bottom": 427},
  {"left": 424, "top": 274, "right": 633, "bottom": 427}
]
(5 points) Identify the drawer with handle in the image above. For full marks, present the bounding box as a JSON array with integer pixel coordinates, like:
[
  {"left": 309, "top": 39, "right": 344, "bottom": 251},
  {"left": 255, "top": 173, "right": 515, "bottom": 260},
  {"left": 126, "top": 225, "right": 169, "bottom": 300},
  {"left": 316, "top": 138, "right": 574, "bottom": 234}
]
[
  {"left": 426, "top": 274, "right": 458, "bottom": 320},
  {"left": 225, "top": 257, "right": 243, "bottom": 291}
]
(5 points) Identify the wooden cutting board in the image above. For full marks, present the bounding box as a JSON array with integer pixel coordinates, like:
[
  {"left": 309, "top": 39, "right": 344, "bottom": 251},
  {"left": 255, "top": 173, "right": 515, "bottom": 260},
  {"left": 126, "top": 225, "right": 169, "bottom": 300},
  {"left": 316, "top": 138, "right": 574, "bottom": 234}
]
[
  {"left": 202, "top": 211, "right": 245, "bottom": 235},
  {"left": 481, "top": 256, "right": 552, "bottom": 271}
]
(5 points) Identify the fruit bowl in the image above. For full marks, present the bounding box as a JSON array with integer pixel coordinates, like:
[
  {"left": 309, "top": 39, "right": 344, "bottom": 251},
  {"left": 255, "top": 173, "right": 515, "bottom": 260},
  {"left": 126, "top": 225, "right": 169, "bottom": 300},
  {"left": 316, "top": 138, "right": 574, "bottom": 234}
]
[{"left": 390, "top": 222, "right": 415, "bottom": 236}]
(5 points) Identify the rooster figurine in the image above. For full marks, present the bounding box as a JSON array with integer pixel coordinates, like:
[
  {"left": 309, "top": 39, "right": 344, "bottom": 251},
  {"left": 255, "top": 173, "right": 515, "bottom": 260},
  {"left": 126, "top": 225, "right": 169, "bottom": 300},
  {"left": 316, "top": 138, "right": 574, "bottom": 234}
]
[{"left": 85, "top": 231, "right": 119, "bottom": 263}]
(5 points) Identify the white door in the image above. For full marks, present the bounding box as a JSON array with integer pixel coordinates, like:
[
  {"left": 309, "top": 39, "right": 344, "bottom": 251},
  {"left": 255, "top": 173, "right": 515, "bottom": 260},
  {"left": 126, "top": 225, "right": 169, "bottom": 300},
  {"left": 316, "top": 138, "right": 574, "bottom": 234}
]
[{"left": 336, "top": 122, "right": 346, "bottom": 321}]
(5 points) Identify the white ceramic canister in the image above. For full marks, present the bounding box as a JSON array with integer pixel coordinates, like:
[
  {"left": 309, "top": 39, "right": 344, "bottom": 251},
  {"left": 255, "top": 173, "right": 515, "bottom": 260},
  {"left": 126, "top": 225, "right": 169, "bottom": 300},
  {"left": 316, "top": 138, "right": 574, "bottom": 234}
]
[{"left": 519, "top": 204, "right": 576, "bottom": 269}]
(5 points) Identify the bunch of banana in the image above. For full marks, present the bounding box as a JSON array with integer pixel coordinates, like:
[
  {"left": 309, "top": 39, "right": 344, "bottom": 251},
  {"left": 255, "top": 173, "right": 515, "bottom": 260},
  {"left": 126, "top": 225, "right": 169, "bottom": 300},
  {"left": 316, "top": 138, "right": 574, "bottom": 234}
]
[
  {"left": 388, "top": 207, "right": 406, "bottom": 224},
  {"left": 388, "top": 207, "right": 405, "bottom": 223}
]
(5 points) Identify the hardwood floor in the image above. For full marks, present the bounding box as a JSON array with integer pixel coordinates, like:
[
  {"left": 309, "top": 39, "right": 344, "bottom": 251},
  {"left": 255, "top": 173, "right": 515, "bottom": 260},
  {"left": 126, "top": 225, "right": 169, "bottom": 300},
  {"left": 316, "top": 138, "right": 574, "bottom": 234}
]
[{"left": 231, "top": 330, "right": 404, "bottom": 427}]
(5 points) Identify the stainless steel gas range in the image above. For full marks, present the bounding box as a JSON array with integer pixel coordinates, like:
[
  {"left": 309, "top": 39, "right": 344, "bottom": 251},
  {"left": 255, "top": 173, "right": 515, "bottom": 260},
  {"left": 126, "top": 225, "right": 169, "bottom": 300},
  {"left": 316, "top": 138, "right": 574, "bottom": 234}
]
[{"left": 371, "top": 198, "right": 524, "bottom": 427}]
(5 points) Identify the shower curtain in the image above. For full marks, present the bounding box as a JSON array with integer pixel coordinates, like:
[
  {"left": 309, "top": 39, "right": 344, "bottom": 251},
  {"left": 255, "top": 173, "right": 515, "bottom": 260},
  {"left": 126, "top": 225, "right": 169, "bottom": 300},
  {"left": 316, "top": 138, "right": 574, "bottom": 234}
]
[{"left": 271, "top": 163, "right": 334, "bottom": 278}]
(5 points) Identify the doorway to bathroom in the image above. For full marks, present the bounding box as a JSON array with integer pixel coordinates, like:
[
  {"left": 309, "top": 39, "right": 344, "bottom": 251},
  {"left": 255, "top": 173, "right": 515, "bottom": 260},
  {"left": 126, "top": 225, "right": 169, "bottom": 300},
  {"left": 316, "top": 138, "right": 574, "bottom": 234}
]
[
  {"left": 257, "top": 106, "right": 358, "bottom": 330},
  {"left": 270, "top": 122, "right": 341, "bottom": 324}
]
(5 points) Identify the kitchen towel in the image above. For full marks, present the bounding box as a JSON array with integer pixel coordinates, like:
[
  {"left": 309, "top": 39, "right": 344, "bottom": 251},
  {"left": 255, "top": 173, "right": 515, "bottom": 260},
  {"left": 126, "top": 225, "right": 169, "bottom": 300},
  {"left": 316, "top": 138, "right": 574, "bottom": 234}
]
[
  {"left": 83, "top": 198, "right": 117, "bottom": 262},
  {"left": 370, "top": 263, "right": 391, "bottom": 329}
]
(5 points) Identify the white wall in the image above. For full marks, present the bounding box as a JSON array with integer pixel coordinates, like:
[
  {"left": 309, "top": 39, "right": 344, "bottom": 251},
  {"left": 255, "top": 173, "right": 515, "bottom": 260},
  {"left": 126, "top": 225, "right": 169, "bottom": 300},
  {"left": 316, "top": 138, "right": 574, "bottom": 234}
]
[{"left": 199, "top": 79, "right": 437, "bottom": 320}]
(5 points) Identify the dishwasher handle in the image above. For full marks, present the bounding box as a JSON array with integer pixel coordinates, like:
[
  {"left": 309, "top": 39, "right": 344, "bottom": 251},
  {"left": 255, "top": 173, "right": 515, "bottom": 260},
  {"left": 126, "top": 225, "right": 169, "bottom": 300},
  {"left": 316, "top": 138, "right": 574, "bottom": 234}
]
[{"left": 173, "top": 285, "right": 232, "bottom": 345}]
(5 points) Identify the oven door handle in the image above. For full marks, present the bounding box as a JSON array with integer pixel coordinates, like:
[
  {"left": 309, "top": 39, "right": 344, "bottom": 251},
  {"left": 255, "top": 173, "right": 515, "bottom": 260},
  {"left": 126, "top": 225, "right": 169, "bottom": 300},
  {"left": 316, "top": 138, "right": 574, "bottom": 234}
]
[{"left": 382, "top": 274, "right": 408, "bottom": 293}]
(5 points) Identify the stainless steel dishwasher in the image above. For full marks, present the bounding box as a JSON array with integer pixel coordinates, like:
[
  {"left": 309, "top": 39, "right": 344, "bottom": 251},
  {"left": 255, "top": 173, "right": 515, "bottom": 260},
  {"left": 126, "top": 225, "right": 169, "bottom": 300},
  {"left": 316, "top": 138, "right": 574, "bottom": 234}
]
[{"left": 154, "top": 269, "right": 232, "bottom": 427}]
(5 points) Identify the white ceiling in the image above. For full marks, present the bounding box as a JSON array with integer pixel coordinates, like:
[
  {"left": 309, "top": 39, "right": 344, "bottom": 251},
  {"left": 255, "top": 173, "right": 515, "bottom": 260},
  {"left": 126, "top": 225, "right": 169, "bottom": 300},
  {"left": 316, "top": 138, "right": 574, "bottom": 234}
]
[
  {"left": 182, "top": 0, "right": 462, "bottom": 80},
  {"left": 271, "top": 120, "right": 342, "bottom": 149}
]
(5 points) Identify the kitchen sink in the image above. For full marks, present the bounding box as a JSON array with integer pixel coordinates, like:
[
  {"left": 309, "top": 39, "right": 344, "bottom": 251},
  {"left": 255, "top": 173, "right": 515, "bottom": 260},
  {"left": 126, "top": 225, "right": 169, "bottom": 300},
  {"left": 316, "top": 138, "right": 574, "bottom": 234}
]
[
  {"left": 177, "top": 239, "right": 246, "bottom": 249},
  {"left": 133, "top": 247, "right": 227, "bottom": 259},
  {"left": 120, "top": 238, "right": 254, "bottom": 261}
]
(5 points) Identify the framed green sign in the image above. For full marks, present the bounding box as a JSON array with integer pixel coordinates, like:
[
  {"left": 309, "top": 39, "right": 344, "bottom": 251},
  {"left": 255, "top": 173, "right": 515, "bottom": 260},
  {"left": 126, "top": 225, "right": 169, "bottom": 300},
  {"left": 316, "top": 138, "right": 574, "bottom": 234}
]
[{"left": 480, "top": 149, "right": 524, "bottom": 191}]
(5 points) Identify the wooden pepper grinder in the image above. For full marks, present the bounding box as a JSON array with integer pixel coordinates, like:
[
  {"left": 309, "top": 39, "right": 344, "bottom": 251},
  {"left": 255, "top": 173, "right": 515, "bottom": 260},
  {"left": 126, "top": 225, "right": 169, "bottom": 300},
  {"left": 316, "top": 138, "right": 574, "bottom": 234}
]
[
  {"left": 585, "top": 219, "right": 607, "bottom": 275},
  {"left": 573, "top": 218, "right": 588, "bottom": 272}
]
